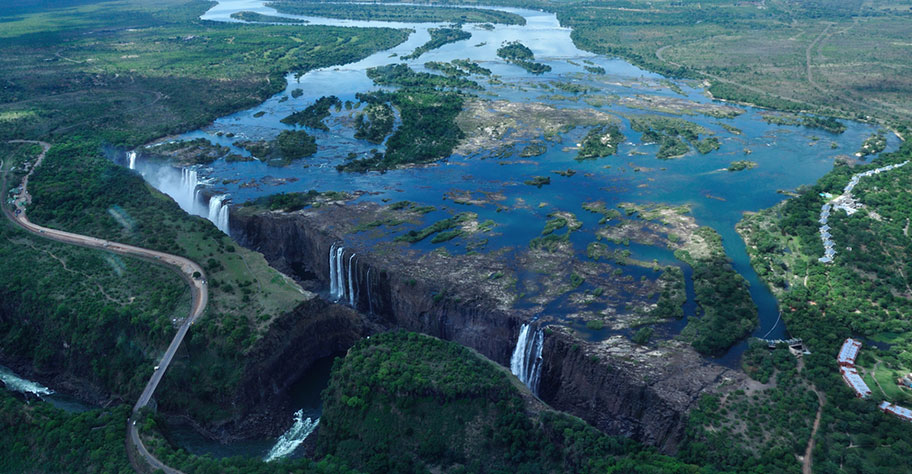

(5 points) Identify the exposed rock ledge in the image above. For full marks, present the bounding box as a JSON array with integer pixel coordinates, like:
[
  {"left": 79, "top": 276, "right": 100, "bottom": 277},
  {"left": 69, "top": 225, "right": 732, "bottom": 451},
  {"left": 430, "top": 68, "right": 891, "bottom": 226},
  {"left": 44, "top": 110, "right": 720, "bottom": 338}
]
[{"left": 228, "top": 201, "right": 745, "bottom": 453}]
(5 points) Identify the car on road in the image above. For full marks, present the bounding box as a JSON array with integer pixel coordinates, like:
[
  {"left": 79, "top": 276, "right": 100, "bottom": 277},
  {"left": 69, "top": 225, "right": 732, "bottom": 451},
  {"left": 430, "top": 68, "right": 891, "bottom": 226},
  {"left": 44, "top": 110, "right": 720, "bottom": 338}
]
[{"left": 154, "top": 365, "right": 159, "bottom": 371}]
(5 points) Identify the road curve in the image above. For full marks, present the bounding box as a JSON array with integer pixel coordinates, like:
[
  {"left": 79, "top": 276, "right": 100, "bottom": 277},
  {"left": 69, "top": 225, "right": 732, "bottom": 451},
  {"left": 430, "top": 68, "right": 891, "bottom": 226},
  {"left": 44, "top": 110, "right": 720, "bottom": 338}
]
[{"left": 2, "top": 140, "right": 206, "bottom": 474}]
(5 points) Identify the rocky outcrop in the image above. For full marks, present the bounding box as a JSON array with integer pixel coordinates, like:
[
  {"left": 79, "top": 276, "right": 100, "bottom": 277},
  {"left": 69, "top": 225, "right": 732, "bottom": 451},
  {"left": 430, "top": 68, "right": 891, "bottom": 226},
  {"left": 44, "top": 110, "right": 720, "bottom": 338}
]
[
  {"left": 538, "top": 331, "right": 736, "bottom": 452},
  {"left": 229, "top": 205, "right": 738, "bottom": 453},
  {"left": 231, "top": 208, "right": 524, "bottom": 366},
  {"left": 171, "top": 296, "right": 370, "bottom": 442}
]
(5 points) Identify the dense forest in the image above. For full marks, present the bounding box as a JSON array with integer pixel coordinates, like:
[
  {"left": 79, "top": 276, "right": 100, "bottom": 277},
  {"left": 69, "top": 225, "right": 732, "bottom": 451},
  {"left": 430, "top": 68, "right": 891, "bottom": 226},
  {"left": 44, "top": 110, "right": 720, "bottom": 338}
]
[{"left": 737, "top": 139, "right": 912, "bottom": 472}]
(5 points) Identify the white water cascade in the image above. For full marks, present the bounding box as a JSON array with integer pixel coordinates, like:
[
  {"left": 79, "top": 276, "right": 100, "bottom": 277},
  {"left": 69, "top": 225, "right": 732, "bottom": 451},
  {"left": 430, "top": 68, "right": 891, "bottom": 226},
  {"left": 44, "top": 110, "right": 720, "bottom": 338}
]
[
  {"left": 180, "top": 168, "right": 200, "bottom": 212},
  {"left": 127, "top": 151, "right": 137, "bottom": 170},
  {"left": 329, "top": 243, "right": 344, "bottom": 301},
  {"left": 0, "top": 365, "right": 53, "bottom": 397},
  {"left": 207, "top": 194, "right": 230, "bottom": 234},
  {"left": 347, "top": 253, "right": 356, "bottom": 306},
  {"left": 264, "top": 410, "right": 319, "bottom": 462},
  {"left": 328, "top": 244, "right": 361, "bottom": 307},
  {"left": 510, "top": 324, "right": 544, "bottom": 395}
]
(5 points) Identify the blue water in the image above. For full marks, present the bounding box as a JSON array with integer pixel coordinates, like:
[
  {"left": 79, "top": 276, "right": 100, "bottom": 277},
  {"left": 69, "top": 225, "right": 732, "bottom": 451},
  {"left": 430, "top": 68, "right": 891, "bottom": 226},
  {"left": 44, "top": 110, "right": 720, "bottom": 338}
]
[{"left": 136, "top": 1, "right": 897, "bottom": 362}]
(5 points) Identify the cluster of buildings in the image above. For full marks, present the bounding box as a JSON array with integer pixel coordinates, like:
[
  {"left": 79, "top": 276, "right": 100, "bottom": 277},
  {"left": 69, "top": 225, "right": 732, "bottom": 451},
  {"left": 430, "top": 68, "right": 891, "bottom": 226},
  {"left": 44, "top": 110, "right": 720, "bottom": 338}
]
[
  {"left": 837, "top": 338, "right": 872, "bottom": 398},
  {"left": 817, "top": 161, "right": 910, "bottom": 264},
  {"left": 836, "top": 339, "right": 912, "bottom": 423}
]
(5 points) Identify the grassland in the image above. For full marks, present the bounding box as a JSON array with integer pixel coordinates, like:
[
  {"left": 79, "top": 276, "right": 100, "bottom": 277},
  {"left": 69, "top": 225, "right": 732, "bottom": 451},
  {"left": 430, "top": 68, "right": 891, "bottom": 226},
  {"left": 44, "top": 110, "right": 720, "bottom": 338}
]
[
  {"left": 0, "top": 0, "right": 408, "bottom": 145},
  {"left": 267, "top": 1, "right": 526, "bottom": 25},
  {"left": 0, "top": 0, "right": 406, "bottom": 424},
  {"left": 558, "top": 0, "right": 912, "bottom": 124}
]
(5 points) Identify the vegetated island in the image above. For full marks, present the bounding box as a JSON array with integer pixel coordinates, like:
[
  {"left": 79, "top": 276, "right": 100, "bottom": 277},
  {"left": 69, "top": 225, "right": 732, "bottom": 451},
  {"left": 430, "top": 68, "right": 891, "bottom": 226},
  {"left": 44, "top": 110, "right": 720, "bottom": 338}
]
[
  {"left": 497, "top": 41, "right": 552, "bottom": 75},
  {"left": 267, "top": 1, "right": 526, "bottom": 25},
  {"left": 402, "top": 27, "right": 471, "bottom": 60},
  {"left": 229, "top": 11, "right": 309, "bottom": 23},
  {"left": 727, "top": 160, "right": 757, "bottom": 172}
]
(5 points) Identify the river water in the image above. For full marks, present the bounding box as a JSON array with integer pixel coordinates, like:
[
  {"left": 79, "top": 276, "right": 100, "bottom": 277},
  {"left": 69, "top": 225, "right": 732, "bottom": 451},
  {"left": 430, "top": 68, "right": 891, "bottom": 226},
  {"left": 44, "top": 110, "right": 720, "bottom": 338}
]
[{"left": 132, "top": 0, "right": 896, "bottom": 458}]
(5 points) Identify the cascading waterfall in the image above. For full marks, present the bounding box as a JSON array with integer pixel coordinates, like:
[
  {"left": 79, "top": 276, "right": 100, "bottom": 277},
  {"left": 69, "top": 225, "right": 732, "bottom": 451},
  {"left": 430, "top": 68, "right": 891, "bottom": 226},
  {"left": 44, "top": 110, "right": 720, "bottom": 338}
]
[
  {"left": 329, "top": 243, "right": 338, "bottom": 298},
  {"left": 127, "top": 151, "right": 137, "bottom": 170},
  {"left": 347, "top": 253, "right": 356, "bottom": 307},
  {"left": 510, "top": 323, "right": 544, "bottom": 395},
  {"left": 327, "top": 244, "right": 361, "bottom": 307},
  {"left": 366, "top": 267, "right": 374, "bottom": 314},
  {"left": 180, "top": 168, "right": 199, "bottom": 212},
  {"left": 264, "top": 410, "right": 319, "bottom": 462},
  {"left": 207, "top": 194, "right": 230, "bottom": 234},
  {"left": 329, "top": 243, "right": 346, "bottom": 301},
  {"left": 0, "top": 365, "right": 53, "bottom": 397}
]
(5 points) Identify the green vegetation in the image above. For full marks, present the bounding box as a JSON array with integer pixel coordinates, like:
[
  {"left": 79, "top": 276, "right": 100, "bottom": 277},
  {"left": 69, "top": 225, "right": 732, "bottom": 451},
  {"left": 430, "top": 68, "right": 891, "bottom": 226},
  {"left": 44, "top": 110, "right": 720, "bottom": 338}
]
[
  {"left": 675, "top": 227, "right": 757, "bottom": 355},
  {"left": 234, "top": 130, "right": 317, "bottom": 164},
  {"left": 576, "top": 123, "right": 624, "bottom": 160},
  {"left": 727, "top": 160, "right": 757, "bottom": 172},
  {"left": 0, "top": 143, "right": 187, "bottom": 398},
  {"left": 557, "top": 0, "right": 912, "bottom": 123},
  {"left": 497, "top": 41, "right": 552, "bottom": 75},
  {"left": 524, "top": 176, "right": 551, "bottom": 188},
  {"left": 146, "top": 138, "right": 231, "bottom": 165},
  {"left": 317, "top": 331, "right": 700, "bottom": 473},
  {"left": 276, "top": 130, "right": 317, "bottom": 160},
  {"left": 0, "top": 391, "right": 132, "bottom": 473},
  {"left": 629, "top": 115, "right": 717, "bottom": 159},
  {"left": 395, "top": 213, "right": 473, "bottom": 244},
  {"left": 737, "top": 140, "right": 912, "bottom": 472},
  {"left": 354, "top": 102, "right": 395, "bottom": 145},
  {"left": 281, "top": 96, "right": 341, "bottom": 131},
  {"left": 366, "top": 63, "right": 479, "bottom": 90},
  {"left": 402, "top": 27, "right": 471, "bottom": 60},
  {"left": 682, "top": 344, "right": 819, "bottom": 472},
  {"left": 267, "top": 1, "right": 526, "bottom": 25},
  {"left": 425, "top": 59, "right": 492, "bottom": 78},
  {"left": 230, "top": 11, "right": 309, "bottom": 23},
  {"left": 339, "top": 68, "right": 469, "bottom": 172},
  {"left": 0, "top": 0, "right": 408, "bottom": 145},
  {"left": 857, "top": 131, "right": 888, "bottom": 157}
]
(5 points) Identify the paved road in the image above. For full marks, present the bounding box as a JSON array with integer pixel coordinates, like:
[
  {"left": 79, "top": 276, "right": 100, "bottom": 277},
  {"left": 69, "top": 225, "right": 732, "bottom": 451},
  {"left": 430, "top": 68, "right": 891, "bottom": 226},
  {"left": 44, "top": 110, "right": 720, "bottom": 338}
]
[{"left": 2, "top": 141, "right": 205, "bottom": 474}]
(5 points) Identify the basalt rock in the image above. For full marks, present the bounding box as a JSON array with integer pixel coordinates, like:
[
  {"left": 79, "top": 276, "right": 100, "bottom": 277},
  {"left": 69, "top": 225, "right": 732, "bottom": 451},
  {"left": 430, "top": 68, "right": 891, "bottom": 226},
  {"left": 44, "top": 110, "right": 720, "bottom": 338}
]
[{"left": 229, "top": 204, "right": 739, "bottom": 453}]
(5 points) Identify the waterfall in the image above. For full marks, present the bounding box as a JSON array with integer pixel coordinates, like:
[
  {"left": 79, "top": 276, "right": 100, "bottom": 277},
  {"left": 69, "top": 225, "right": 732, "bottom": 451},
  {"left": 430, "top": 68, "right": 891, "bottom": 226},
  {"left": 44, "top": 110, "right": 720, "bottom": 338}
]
[
  {"left": 0, "top": 365, "right": 53, "bottom": 397},
  {"left": 207, "top": 194, "right": 230, "bottom": 234},
  {"left": 366, "top": 267, "right": 373, "bottom": 314},
  {"left": 347, "top": 253, "right": 356, "bottom": 307},
  {"left": 329, "top": 243, "right": 338, "bottom": 298},
  {"left": 127, "top": 151, "right": 136, "bottom": 170},
  {"left": 264, "top": 410, "right": 319, "bottom": 462},
  {"left": 327, "top": 244, "right": 360, "bottom": 307},
  {"left": 329, "top": 244, "right": 345, "bottom": 301},
  {"left": 180, "top": 168, "right": 199, "bottom": 213},
  {"left": 335, "top": 246, "right": 345, "bottom": 301},
  {"left": 510, "top": 324, "right": 544, "bottom": 395}
]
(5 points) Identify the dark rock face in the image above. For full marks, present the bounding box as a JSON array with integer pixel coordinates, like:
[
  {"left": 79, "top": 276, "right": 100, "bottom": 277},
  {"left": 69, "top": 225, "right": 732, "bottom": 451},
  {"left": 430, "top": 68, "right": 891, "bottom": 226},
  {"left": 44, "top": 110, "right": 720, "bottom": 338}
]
[
  {"left": 230, "top": 207, "right": 736, "bottom": 453},
  {"left": 231, "top": 209, "right": 522, "bottom": 367},
  {"left": 538, "top": 331, "right": 730, "bottom": 453},
  {"left": 197, "top": 296, "right": 368, "bottom": 442}
]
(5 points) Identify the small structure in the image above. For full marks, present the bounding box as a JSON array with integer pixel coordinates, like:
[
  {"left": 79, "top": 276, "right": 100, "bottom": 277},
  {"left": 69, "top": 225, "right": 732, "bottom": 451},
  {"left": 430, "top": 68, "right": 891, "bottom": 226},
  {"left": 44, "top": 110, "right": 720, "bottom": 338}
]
[
  {"left": 897, "top": 374, "right": 912, "bottom": 389},
  {"left": 880, "top": 402, "right": 912, "bottom": 422},
  {"left": 838, "top": 338, "right": 862, "bottom": 367},
  {"left": 840, "top": 367, "right": 872, "bottom": 398}
]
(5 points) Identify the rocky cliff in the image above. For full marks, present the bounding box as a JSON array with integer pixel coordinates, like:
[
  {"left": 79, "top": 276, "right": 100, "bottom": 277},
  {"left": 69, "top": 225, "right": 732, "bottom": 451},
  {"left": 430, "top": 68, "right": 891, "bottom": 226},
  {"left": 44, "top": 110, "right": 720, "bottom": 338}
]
[{"left": 229, "top": 204, "right": 740, "bottom": 452}]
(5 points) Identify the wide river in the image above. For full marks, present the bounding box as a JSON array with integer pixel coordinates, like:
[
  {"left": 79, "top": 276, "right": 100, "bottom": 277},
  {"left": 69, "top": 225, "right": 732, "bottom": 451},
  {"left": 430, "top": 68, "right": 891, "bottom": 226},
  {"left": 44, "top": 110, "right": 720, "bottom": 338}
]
[{"left": 127, "top": 0, "right": 898, "bottom": 459}]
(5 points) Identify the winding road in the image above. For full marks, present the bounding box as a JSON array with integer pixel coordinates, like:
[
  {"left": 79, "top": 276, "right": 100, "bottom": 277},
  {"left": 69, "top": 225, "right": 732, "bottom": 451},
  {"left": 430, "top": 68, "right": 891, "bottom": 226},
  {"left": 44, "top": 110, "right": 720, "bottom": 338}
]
[{"left": 2, "top": 140, "right": 204, "bottom": 474}]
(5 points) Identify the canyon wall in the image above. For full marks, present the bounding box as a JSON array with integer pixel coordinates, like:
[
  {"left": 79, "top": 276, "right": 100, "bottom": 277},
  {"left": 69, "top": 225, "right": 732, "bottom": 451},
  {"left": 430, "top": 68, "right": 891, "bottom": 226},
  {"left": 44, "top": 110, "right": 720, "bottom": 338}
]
[{"left": 229, "top": 207, "right": 733, "bottom": 452}]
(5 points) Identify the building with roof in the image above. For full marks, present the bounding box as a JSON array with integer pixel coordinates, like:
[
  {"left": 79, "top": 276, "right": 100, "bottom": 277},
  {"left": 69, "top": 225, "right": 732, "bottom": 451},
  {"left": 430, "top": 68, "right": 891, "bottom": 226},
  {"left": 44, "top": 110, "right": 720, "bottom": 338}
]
[
  {"left": 841, "top": 367, "right": 872, "bottom": 398},
  {"left": 838, "top": 339, "right": 862, "bottom": 366},
  {"left": 880, "top": 402, "right": 912, "bottom": 422}
]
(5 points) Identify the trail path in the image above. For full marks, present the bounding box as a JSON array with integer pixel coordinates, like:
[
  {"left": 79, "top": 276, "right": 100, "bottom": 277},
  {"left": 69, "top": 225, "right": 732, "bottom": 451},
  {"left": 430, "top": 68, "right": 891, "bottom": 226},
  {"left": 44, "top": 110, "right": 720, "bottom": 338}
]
[{"left": 2, "top": 140, "right": 203, "bottom": 474}]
